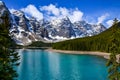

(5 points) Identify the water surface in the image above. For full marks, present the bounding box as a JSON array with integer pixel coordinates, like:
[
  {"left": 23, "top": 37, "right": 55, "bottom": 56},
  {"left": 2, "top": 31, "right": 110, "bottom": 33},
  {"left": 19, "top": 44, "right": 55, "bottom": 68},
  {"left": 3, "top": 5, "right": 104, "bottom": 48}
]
[{"left": 16, "top": 49, "right": 108, "bottom": 80}]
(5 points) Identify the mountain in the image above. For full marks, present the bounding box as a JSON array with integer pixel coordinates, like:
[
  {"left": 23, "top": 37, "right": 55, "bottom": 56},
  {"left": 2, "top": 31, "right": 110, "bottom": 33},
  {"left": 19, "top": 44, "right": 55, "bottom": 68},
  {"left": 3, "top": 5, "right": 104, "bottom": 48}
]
[
  {"left": 73, "top": 21, "right": 106, "bottom": 37},
  {"left": 0, "top": 1, "right": 107, "bottom": 45},
  {"left": 53, "top": 21, "right": 120, "bottom": 53},
  {"left": 10, "top": 10, "right": 48, "bottom": 45},
  {"left": 0, "top": 1, "right": 11, "bottom": 35},
  {"left": 43, "top": 17, "right": 76, "bottom": 40}
]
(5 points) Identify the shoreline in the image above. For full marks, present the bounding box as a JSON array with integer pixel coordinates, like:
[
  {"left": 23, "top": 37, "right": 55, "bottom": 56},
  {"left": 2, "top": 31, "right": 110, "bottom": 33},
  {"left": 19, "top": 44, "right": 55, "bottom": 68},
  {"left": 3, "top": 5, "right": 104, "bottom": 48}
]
[
  {"left": 46, "top": 48, "right": 110, "bottom": 59},
  {"left": 12, "top": 47, "right": 51, "bottom": 49},
  {"left": 46, "top": 48, "right": 120, "bottom": 61}
]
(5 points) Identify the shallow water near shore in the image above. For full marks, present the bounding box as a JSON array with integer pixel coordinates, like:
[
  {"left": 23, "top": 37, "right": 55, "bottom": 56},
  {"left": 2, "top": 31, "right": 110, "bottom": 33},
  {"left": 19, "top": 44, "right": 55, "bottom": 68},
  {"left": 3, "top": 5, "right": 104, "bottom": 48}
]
[{"left": 16, "top": 49, "right": 108, "bottom": 80}]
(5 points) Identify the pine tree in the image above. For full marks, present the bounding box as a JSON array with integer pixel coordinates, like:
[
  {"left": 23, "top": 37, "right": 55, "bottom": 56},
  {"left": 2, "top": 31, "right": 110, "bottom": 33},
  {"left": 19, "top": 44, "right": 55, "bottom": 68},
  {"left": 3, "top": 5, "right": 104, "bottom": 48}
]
[
  {"left": 0, "top": 12, "right": 20, "bottom": 80},
  {"left": 113, "top": 18, "right": 119, "bottom": 24},
  {"left": 106, "top": 18, "right": 120, "bottom": 80}
]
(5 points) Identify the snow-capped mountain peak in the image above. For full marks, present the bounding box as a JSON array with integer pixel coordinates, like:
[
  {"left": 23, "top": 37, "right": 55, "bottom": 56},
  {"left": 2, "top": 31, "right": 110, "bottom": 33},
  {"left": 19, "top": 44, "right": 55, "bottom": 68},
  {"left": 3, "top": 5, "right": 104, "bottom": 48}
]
[{"left": 0, "top": 2, "right": 107, "bottom": 45}]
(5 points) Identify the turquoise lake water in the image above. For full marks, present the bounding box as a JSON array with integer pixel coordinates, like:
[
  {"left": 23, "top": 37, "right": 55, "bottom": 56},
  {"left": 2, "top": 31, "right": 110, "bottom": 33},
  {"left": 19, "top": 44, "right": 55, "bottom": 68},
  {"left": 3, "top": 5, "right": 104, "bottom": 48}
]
[{"left": 16, "top": 49, "right": 108, "bottom": 80}]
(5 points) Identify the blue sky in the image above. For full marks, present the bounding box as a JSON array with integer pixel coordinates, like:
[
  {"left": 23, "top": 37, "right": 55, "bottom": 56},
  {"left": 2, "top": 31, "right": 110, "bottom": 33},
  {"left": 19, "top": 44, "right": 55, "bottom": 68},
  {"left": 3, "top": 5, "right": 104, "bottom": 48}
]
[{"left": 1, "top": 0, "right": 120, "bottom": 27}]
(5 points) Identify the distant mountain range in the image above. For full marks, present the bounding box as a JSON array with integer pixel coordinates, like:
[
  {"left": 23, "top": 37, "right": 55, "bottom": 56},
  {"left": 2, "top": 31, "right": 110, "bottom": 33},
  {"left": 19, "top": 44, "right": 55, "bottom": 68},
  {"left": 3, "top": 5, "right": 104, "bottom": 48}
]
[{"left": 0, "top": 1, "right": 106, "bottom": 45}]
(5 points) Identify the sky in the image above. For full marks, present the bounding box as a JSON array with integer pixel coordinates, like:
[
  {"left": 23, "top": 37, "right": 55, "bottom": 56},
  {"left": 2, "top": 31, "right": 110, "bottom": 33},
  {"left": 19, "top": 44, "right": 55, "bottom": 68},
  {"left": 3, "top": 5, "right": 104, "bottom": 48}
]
[{"left": 1, "top": 0, "right": 120, "bottom": 27}]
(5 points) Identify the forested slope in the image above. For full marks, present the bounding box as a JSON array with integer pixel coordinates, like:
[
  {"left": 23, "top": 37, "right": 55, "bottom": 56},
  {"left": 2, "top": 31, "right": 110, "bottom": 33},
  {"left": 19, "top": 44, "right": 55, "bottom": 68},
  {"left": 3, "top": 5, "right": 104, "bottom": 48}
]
[{"left": 52, "top": 21, "right": 120, "bottom": 53}]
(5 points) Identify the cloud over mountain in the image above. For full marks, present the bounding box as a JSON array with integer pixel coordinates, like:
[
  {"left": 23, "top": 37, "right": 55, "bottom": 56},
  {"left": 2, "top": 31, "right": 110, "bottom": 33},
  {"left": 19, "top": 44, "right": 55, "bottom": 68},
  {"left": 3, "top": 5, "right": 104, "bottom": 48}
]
[
  {"left": 97, "top": 13, "right": 109, "bottom": 24},
  {"left": 21, "top": 4, "right": 43, "bottom": 20},
  {"left": 19, "top": 4, "right": 83, "bottom": 23},
  {"left": 106, "top": 20, "right": 113, "bottom": 27},
  {"left": 40, "top": 4, "right": 83, "bottom": 22}
]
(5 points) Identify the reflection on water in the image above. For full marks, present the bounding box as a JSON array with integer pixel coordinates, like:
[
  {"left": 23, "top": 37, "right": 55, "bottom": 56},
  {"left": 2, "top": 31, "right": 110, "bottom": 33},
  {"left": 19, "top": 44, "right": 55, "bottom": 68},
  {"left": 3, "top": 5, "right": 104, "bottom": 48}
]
[{"left": 16, "top": 49, "right": 108, "bottom": 80}]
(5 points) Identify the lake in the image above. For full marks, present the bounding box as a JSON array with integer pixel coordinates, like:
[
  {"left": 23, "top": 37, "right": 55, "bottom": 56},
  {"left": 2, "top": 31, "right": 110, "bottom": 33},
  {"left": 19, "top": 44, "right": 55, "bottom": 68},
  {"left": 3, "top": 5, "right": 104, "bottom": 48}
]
[{"left": 16, "top": 49, "right": 108, "bottom": 80}]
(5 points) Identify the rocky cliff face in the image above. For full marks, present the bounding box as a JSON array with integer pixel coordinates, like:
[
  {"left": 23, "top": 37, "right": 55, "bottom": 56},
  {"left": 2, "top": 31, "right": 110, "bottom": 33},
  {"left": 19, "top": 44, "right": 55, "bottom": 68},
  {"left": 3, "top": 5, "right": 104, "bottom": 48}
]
[
  {"left": 10, "top": 10, "right": 49, "bottom": 45},
  {"left": 0, "top": 1, "right": 11, "bottom": 27},
  {"left": 10, "top": 10, "right": 38, "bottom": 45},
  {"left": 0, "top": 1, "right": 107, "bottom": 45}
]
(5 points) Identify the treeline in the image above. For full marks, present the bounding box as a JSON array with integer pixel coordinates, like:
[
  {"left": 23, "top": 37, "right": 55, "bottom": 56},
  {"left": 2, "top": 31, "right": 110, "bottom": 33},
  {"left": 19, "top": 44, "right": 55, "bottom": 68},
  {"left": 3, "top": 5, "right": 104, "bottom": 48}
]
[
  {"left": 52, "top": 22, "right": 120, "bottom": 54},
  {"left": 28, "top": 41, "right": 52, "bottom": 47}
]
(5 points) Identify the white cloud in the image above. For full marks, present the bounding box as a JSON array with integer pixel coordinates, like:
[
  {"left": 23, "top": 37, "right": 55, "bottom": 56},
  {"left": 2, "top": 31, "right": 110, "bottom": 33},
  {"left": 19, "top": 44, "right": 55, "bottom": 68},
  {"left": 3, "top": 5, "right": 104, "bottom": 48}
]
[
  {"left": 59, "top": 7, "right": 69, "bottom": 16},
  {"left": 84, "top": 16, "right": 96, "bottom": 24},
  {"left": 40, "top": 4, "right": 60, "bottom": 16},
  {"left": 69, "top": 9, "right": 83, "bottom": 22},
  {"left": 40, "top": 4, "right": 83, "bottom": 23},
  {"left": 97, "top": 13, "right": 109, "bottom": 24},
  {"left": 21, "top": 4, "right": 43, "bottom": 20},
  {"left": 106, "top": 20, "right": 113, "bottom": 27},
  {"left": 18, "top": 4, "right": 83, "bottom": 22}
]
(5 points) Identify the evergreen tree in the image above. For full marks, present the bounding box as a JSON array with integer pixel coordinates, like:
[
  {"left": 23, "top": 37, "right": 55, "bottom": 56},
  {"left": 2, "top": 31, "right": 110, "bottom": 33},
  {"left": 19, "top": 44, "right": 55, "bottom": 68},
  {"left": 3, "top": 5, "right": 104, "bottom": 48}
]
[
  {"left": 0, "top": 12, "right": 20, "bottom": 80},
  {"left": 106, "top": 18, "right": 120, "bottom": 80},
  {"left": 113, "top": 18, "right": 119, "bottom": 24}
]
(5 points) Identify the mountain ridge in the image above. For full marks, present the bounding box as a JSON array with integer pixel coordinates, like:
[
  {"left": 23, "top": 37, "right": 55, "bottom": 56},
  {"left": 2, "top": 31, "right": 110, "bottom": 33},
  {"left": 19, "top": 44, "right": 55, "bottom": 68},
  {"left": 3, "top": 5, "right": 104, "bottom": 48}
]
[{"left": 0, "top": 1, "right": 107, "bottom": 45}]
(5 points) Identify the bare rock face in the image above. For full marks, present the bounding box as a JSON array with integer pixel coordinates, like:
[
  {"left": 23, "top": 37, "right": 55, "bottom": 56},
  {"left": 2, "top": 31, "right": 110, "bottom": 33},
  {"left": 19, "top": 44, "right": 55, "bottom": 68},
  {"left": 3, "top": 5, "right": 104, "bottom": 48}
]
[
  {"left": 0, "top": 1, "right": 10, "bottom": 26},
  {"left": 12, "top": 11, "right": 29, "bottom": 31},
  {"left": 49, "top": 17, "right": 76, "bottom": 38},
  {"left": 0, "top": 1, "right": 9, "bottom": 17}
]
